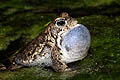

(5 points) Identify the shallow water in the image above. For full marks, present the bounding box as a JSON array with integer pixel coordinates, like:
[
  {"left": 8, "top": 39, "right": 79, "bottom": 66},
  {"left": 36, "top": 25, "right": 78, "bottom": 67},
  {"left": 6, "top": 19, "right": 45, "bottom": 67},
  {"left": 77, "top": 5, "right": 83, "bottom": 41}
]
[{"left": 0, "top": 0, "right": 120, "bottom": 80}]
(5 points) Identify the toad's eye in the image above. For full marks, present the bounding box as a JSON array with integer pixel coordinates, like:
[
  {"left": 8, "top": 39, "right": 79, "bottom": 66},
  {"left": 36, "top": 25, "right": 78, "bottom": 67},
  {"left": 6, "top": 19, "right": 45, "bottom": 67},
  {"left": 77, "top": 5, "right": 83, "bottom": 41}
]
[{"left": 55, "top": 18, "right": 67, "bottom": 27}]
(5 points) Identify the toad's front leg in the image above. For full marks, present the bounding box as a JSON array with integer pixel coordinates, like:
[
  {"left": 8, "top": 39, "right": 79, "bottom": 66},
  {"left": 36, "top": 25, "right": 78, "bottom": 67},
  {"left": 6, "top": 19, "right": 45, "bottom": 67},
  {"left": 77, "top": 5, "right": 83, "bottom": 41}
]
[{"left": 51, "top": 46, "right": 70, "bottom": 72}]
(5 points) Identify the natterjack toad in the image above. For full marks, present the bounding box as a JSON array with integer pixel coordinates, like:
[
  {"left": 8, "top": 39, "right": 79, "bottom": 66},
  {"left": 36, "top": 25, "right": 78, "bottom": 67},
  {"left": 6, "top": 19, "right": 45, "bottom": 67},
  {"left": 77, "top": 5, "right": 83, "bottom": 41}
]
[{"left": 10, "top": 12, "right": 91, "bottom": 72}]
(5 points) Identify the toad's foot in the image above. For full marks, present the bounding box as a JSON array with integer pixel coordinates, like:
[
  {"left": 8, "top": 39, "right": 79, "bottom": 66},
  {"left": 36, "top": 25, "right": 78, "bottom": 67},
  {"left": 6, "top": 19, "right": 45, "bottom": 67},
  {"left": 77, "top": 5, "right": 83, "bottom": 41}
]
[
  {"left": 51, "top": 46, "right": 71, "bottom": 72},
  {"left": 8, "top": 62, "right": 24, "bottom": 70}
]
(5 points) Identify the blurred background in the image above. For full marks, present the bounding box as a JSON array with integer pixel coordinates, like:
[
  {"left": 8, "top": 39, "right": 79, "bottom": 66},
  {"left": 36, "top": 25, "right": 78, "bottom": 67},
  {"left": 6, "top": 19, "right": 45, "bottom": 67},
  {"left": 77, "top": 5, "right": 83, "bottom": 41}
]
[{"left": 0, "top": 0, "right": 120, "bottom": 80}]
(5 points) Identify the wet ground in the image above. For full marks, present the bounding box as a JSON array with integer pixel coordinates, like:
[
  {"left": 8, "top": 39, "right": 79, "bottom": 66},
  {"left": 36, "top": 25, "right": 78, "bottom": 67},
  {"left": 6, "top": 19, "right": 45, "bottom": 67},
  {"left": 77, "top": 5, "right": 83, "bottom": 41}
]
[{"left": 0, "top": 0, "right": 120, "bottom": 80}]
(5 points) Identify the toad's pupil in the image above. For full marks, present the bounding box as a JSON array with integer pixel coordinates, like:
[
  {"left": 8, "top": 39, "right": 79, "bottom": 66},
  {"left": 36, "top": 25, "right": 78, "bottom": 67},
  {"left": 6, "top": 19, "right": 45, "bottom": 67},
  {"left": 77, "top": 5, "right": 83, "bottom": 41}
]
[{"left": 56, "top": 20, "right": 66, "bottom": 26}]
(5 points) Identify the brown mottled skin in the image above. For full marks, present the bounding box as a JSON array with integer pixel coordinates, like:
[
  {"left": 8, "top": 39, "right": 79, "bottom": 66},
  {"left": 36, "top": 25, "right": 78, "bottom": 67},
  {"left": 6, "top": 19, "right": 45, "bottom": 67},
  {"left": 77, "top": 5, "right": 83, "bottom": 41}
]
[
  {"left": 5, "top": 12, "right": 77, "bottom": 72},
  {"left": 0, "top": 12, "right": 78, "bottom": 72}
]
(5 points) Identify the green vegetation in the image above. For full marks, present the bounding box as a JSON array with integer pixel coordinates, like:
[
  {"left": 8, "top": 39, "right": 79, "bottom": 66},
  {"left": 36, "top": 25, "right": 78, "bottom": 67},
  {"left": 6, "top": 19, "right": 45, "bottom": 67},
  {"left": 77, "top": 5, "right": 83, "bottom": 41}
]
[{"left": 0, "top": 0, "right": 120, "bottom": 80}]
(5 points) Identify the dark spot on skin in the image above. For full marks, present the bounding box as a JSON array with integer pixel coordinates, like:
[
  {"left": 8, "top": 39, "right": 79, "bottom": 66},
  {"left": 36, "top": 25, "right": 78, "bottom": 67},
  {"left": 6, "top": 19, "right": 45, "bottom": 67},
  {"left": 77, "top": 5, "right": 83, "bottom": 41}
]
[
  {"left": 45, "top": 44, "right": 52, "bottom": 48},
  {"left": 60, "top": 39, "right": 62, "bottom": 46},
  {"left": 39, "top": 47, "right": 45, "bottom": 56},
  {"left": 60, "top": 53, "right": 63, "bottom": 55},
  {"left": 33, "top": 55, "right": 37, "bottom": 59},
  {"left": 41, "top": 63, "right": 44, "bottom": 65},
  {"left": 31, "top": 48, "right": 36, "bottom": 55},
  {"left": 41, "top": 63, "right": 45, "bottom": 66},
  {"left": 65, "top": 45, "right": 70, "bottom": 52},
  {"left": 23, "top": 55, "right": 27, "bottom": 61},
  {"left": 58, "top": 61, "right": 63, "bottom": 65},
  {"left": 27, "top": 53, "right": 31, "bottom": 56}
]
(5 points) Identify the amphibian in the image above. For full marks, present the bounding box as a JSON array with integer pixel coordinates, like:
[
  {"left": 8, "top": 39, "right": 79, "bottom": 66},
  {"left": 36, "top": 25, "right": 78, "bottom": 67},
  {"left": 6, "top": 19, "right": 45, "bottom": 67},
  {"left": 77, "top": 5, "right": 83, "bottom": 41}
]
[{"left": 1, "top": 12, "right": 91, "bottom": 72}]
